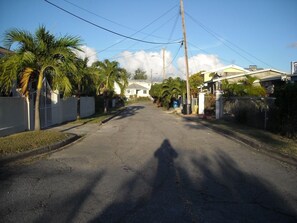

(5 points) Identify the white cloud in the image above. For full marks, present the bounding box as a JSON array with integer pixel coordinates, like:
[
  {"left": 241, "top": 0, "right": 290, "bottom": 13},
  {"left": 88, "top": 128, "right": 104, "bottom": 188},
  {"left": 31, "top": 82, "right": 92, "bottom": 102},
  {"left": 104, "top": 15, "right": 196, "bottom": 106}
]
[
  {"left": 177, "top": 54, "right": 224, "bottom": 76},
  {"left": 117, "top": 50, "right": 176, "bottom": 81},
  {"left": 117, "top": 50, "right": 225, "bottom": 80},
  {"left": 73, "top": 45, "right": 98, "bottom": 66}
]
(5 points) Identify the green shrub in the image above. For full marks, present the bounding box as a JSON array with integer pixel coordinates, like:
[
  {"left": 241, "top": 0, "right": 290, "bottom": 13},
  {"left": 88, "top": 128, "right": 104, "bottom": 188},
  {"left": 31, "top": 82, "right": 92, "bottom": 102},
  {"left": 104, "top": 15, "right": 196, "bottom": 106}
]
[{"left": 273, "top": 83, "right": 297, "bottom": 137}]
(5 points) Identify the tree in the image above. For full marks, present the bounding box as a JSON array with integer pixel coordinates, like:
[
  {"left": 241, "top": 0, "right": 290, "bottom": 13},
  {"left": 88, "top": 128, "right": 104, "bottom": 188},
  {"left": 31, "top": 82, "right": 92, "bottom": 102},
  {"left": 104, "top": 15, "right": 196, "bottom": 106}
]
[
  {"left": 149, "top": 82, "right": 163, "bottom": 105},
  {"left": 161, "top": 77, "right": 186, "bottom": 109},
  {"left": 189, "top": 71, "right": 203, "bottom": 97},
  {"left": 0, "top": 26, "right": 81, "bottom": 130},
  {"left": 92, "top": 59, "right": 128, "bottom": 112},
  {"left": 133, "top": 68, "right": 147, "bottom": 80},
  {"left": 222, "top": 75, "right": 266, "bottom": 97},
  {"left": 70, "top": 57, "right": 98, "bottom": 97}
]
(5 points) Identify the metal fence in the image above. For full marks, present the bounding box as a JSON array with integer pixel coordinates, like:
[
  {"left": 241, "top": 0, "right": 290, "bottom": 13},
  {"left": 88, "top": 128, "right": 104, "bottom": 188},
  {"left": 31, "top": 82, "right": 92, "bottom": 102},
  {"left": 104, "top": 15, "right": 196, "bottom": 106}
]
[{"left": 222, "top": 97, "right": 276, "bottom": 130}]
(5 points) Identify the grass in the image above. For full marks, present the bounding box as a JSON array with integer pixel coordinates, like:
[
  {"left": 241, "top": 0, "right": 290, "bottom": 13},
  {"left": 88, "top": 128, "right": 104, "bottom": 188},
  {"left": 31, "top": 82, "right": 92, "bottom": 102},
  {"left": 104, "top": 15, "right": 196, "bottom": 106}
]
[
  {"left": 0, "top": 130, "right": 70, "bottom": 155},
  {"left": 0, "top": 106, "right": 126, "bottom": 156},
  {"left": 202, "top": 119, "right": 297, "bottom": 158},
  {"left": 72, "top": 107, "right": 125, "bottom": 125}
]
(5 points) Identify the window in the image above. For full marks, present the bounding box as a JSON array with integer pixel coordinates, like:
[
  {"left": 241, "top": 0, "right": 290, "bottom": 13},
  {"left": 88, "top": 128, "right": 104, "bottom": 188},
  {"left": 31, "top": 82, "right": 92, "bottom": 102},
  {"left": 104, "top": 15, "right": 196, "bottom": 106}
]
[
  {"left": 127, "top": 90, "right": 130, "bottom": 93},
  {"left": 143, "top": 90, "right": 147, "bottom": 94}
]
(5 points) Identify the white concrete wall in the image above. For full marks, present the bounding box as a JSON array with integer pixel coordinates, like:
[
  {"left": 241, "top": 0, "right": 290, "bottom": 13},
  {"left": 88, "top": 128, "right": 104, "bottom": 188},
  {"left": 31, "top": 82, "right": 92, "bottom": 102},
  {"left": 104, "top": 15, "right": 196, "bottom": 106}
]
[
  {"left": 0, "top": 95, "right": 95, "bottom": 136},
  {"left": 80, "top": 97, "right": 95, "bottom": 118},
  {"left": 0, "top": 97, "right": 28, "bottom": 137},
  {"left": 61, "top": 97, "right": 77, "bottom": 122}
]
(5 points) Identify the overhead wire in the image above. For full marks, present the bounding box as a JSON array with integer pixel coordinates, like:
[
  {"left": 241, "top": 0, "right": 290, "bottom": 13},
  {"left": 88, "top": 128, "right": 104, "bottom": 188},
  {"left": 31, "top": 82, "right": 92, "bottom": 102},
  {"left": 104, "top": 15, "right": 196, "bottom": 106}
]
[
  {"left": 44, "top": 0, "right": 182, "bottom": 45},
  {"left": 99, "top": 8, "right": 181, "bottom": 54},
  {"left": 185, "top": 12, "right": 274, "bottom": 68},
  {"left": 63, "top": 0, "right": 166, "bottom": 40}
]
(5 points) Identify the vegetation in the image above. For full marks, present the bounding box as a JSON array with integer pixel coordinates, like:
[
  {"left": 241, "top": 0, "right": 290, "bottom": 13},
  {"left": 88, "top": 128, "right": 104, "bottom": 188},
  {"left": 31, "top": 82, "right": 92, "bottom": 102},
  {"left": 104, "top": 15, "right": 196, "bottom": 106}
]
[
  {"left": 222, "top": 76, "right": 266, "bottom": 97},
  {"left": 189, "top": 71, "right": 203, "bottom": 97},
  {"left": 0, "top": 26, "right": 130, "bottom": 128},
  {"left": 0, "top": 130, "right": 70, "bottom": 155},
  {"left": 0, "top": 26, "right": 82, "bottom": 130},
  {"left": 150, "top": 77, "right": 186, "bottom": 109},
  {"left": 133, "top": 68, "right": 147, "bottom": 80},
  {"left": 272, "top": 83, "right": 297, "bottom": 138},
  {"left": 92, "top": 59, "right": 128, "bottom": 113}
]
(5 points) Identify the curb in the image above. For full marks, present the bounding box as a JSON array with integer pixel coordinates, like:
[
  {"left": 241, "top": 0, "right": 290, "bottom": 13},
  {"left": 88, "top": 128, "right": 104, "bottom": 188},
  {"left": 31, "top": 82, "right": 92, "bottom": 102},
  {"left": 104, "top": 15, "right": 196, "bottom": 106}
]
[
  {"left": 0, "top": 107, "right": 128, "bottom": 166},
  {"left": 182, "top": 115, "right": 297, "bottom": 167},
  {"left": 0, "top": 133, "right": 80, "bottom": 166}
]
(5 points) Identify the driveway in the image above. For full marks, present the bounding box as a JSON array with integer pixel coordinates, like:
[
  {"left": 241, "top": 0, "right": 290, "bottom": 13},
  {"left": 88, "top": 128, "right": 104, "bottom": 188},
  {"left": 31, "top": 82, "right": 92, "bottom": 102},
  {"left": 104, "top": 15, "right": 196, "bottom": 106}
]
[{"left": 1, "top": 103, "right": 297, "bottom": 222}]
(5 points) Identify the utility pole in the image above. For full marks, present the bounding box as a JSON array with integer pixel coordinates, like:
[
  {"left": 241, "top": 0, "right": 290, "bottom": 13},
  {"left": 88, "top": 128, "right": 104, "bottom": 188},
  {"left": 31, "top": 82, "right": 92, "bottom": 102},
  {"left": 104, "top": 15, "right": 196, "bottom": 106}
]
[
  {"left": 180, "top": 0, "right": 191, "bottom": 114},
  {"left": 162, "top": 48, "right": 166, "bottom": 80}
]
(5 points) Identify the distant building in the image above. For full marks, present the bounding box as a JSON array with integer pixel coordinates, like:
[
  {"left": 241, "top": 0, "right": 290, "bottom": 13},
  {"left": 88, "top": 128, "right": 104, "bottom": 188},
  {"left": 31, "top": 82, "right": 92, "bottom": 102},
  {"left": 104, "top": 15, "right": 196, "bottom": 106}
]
[
  {"left": 0, "top": 46, "right": 13, "bottom": 58},
  {"left": 291, "top": 61, "right": 297, "bottom": 83},
  {"left": 203, "top": 64, "right": 290, "bottom": 95},
  {"left": 114, "top": 80, "right": 152, "bottom": 99}
]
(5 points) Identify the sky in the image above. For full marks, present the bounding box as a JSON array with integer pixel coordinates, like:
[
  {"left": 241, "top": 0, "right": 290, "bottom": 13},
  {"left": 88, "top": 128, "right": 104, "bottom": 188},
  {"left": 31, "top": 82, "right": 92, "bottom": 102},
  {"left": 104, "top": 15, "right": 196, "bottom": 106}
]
[{"left": 1, "top": 0, "right": 296, "bottom": 80}]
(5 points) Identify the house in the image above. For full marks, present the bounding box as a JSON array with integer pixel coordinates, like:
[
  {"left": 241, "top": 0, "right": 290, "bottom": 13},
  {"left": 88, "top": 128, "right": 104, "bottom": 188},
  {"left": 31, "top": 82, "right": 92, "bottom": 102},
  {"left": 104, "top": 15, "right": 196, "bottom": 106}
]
[
  {"left": 114, "top": 80, "right": 152, "bottom": 99},
  {"left": 0, "top": 46, "right": 13, "bottom": 58},
  {"left": 125, "top": 80, "right": 151, "bottom": 99},
  {"left": 203, "top": 65, "right": 249, "bottom": 93},
  {"left": 203, "top": 64, "right": 290, "bottom": 95},
  {"left": 291, "top": 61, "right": 297, "bottom": 83}
]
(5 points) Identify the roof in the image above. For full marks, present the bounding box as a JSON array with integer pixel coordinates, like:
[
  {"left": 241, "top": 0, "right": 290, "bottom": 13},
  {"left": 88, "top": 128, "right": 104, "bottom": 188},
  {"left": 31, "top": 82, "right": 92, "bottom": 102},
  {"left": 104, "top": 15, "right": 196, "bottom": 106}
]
[
  {"left": 127, "top": 83, "right": 149, "bottom": 90},
  {"left": 203, "top": 64, "right": 249, "bottom": 74},
  {"left": 211, "top": 69, "right": 289, "bottom": 83},
  {"left": 0, "top": 47, "right": 13, "bottom": 56}
]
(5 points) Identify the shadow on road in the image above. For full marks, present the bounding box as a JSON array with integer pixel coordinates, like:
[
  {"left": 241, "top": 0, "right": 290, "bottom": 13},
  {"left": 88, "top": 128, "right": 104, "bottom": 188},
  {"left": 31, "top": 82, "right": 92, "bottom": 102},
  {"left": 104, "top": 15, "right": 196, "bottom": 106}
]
[
  {"left": 1, "top": 139, "right": 297, "bottom": 222},
  {"left": 90, "top": 140, "right": 297, "bottom": 222},
  {"left": 114, "top": 105, "right": 144, "bottom": 120}
]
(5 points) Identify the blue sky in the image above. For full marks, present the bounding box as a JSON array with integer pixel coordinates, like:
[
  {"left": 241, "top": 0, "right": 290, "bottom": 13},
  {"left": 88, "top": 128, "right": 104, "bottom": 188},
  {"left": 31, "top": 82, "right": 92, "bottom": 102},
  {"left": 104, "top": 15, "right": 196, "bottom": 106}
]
[{"left": 1, "top": 0, "right": 296, "bottom": 79}]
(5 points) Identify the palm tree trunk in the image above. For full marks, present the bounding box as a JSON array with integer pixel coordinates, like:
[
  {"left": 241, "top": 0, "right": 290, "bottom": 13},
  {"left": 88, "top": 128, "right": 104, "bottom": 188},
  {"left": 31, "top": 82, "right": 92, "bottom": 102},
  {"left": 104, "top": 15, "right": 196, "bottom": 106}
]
[{"left": 34, "top": 72, "right": 44, "bottom": 130}]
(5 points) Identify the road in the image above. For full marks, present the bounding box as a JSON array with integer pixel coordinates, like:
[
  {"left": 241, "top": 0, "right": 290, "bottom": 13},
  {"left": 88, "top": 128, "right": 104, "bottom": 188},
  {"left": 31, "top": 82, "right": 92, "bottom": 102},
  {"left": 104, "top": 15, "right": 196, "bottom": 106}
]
[{"left": 1, "top": 103, "right": 297, "bottom": 222}]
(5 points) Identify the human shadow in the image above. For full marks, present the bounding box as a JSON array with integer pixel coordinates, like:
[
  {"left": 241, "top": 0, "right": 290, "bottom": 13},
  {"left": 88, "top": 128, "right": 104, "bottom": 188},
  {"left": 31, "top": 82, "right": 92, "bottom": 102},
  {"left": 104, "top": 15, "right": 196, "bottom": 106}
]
[
  {"left": 91, "top": 141, "right": 297, "bottom": 222},
  {"left": 90, "top": 139, "right": 194, "bottom": 222},
  {"left": 4, "top": 140, "right": 296, "bottom": 222}
]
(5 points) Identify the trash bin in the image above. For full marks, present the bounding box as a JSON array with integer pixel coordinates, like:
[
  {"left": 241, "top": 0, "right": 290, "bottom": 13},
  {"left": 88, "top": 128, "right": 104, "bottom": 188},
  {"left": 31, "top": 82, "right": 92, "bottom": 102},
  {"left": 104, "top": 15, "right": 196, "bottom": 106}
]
[
  {"left": 173, "top": 100, "right": 178, "bottom": 108},
  {"left": 182, "top": 104, "right": 191, "bottom": 114}
]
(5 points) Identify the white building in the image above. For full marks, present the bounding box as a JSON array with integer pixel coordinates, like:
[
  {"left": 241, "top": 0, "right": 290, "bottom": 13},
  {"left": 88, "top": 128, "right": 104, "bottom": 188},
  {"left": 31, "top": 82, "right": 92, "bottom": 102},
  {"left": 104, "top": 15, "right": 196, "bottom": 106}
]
[{"left": 114, "top": 80, "right": 151, "bottom": 99}]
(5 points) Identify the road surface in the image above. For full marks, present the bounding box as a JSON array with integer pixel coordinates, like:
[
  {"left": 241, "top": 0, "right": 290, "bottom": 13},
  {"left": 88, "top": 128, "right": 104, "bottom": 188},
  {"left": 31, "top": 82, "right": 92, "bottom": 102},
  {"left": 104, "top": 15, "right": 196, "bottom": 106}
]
[{"left": 1, "top": 103, "right": 297, "bottom": 222}]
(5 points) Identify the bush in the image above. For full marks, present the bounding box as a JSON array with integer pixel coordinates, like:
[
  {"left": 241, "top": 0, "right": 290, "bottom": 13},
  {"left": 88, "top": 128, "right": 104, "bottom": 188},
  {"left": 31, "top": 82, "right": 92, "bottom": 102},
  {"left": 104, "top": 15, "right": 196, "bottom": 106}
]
[{"left": 273, "top": 83, "right": 297, "bottom": 137}]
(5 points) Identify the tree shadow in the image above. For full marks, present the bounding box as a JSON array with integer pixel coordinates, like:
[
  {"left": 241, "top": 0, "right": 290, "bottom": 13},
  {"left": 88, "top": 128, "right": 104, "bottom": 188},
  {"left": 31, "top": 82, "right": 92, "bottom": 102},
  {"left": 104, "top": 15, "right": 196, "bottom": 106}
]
[
  {"left": 0, "top": 161, "right": 105, "bottom": 223},
  {"left": 114, "top": 105, "right": 144, "bottom": 120},
  {"left": 90, "top": 140, "right": 297, "bottom": 223},
  {"left": 2, "top": 140, "right": 297, "bottom": 222},
  {"left": 177, "top": 150, "right": 297, "bottom": 222}
]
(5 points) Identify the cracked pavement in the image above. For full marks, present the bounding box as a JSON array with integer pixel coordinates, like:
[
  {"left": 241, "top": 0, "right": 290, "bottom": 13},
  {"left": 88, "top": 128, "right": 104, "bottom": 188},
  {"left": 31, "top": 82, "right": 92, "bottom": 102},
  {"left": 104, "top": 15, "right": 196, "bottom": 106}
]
[{"left": 1, "top": 103, "right": 297, "bottom": 222}]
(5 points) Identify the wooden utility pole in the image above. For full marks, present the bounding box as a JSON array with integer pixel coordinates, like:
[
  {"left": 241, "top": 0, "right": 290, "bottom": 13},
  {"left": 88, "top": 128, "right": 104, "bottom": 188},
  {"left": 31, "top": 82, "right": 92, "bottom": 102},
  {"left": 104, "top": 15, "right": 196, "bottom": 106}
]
[
  {"left": 162, "top": 48, "right": 166, "bottom": 80},
  {"left": 180, "top": 0, "right": 191, "bottom": 114}
]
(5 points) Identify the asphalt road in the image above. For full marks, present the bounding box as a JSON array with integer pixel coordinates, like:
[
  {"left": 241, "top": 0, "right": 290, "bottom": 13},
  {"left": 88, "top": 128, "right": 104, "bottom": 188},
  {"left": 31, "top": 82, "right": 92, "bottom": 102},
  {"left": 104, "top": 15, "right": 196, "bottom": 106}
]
[{"left": 1, "top": 103, "right": 297, "bottom": 223}]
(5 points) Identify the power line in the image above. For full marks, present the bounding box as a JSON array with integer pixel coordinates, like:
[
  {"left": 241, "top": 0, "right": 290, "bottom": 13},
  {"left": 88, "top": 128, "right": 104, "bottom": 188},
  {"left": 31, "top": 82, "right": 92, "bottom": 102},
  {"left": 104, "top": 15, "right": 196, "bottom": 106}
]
[
  {"left": 98, "top": 5, "right": 181, "bottom": 53},
  {"left": 188, "top": 41, "right": 234, "bottom": 64},
  {"left": 185, "top": 12, "right": 274, "bottom": 68},
  {"left": 44, "top": 0, "right": 181, "bottom": 45},
  {"left": 63, "top": 0, "right": 175, "bottom": 40}
]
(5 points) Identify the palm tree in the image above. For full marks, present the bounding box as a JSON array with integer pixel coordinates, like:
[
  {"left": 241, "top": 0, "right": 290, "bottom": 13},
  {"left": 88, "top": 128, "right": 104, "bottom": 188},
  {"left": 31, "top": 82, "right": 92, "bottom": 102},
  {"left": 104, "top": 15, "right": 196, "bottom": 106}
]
[
  {"left": 72, "top": 57, "right": 98, "bottom": 97},
  {"left": 161, "top": 77, "right": 186, "bottom": 109},
  {"left": 1, "top": 26, "right": 81, "bottom": 130},
  {"left": 92, "top": 59, "right": 128, "bottom": 112}
]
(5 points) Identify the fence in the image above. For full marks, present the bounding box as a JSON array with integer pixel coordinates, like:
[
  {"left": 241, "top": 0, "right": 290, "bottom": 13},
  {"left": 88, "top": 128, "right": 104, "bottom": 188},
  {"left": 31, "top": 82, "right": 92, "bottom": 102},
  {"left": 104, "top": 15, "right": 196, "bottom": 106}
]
[
  {"left": 0, "top": 94, "right": 95, "bottom": 137},
  {"left": 0, "top": 97, "right": 29, "bottom": 136},
  {"left": 222, "top": 97, "right": 276, "bottom": 130}
]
